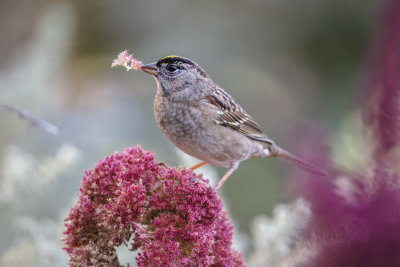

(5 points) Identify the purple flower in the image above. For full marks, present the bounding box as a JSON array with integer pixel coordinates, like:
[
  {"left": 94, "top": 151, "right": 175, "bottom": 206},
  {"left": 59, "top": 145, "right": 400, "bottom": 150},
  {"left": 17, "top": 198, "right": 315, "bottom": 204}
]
[
  {"left": 363, "top": 0, "right": 400, "bottom": 157},
  {"left": 63, "top": 146, "right": 244, "bottom": 266},
  {"left": 290, "top": 1, "right": 400, "bottom": 266},
  {"left": 293, "top": 130, "right": 400, "bottom": 267}
]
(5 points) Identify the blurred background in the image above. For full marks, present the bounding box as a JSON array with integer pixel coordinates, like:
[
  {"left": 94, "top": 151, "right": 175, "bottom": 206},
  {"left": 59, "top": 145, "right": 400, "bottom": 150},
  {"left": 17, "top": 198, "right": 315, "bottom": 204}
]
[{"left": 0, "top": 0, "right": 378, "bottom": 265}]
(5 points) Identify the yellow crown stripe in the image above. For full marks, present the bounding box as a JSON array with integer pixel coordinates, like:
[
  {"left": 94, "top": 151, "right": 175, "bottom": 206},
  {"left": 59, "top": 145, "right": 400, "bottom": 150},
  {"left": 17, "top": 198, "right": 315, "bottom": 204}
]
[{"left": 161, "top": 55, "right": 183, "bottom": 60}]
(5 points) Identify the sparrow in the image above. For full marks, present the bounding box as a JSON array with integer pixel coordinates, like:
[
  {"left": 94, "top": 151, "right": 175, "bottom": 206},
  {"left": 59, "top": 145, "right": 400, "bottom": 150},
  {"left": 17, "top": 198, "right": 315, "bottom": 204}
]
[{"left": 141, "top": 55, "right": 326, "bottom": 189}]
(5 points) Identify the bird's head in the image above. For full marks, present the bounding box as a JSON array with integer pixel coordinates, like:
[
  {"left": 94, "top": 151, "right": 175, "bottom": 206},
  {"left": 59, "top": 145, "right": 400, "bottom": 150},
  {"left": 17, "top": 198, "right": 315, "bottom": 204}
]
[{"left": 141, "top": 55, "right": 211, "bottom": 101}]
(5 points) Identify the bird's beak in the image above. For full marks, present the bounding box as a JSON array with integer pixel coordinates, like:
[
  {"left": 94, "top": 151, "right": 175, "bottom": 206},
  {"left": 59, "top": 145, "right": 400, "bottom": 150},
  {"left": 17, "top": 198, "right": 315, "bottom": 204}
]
[{"left": 141, "top": 63, "right": 158, "bottom": 76}]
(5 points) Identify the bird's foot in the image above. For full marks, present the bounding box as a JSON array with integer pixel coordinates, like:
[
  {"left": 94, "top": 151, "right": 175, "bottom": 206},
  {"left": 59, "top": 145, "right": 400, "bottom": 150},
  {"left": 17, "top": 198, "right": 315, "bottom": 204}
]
[
  {"left": 191, "top": 178, "right": 212, "bottom": 188},
  {"left": 212, "top": 184, "right": 221, "bottom": 191},
  {"left": 158, "top": 162, "right": 171, "bottom": 169}
]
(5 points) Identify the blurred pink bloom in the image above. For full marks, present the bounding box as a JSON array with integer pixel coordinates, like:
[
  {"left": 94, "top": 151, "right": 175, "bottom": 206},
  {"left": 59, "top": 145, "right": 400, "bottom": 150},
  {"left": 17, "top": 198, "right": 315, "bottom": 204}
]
[
  {"left": 363, "top": 0, "right": 400, "bottom": 157},
  {"left": 111, "top": 50, "right": 143, "bottom": 71},
  {"left": 63, "top": 146, "right": 244, "bottom": 267},
  {"left": 291, "top": 1, "right": 400, "bottom": 266}
]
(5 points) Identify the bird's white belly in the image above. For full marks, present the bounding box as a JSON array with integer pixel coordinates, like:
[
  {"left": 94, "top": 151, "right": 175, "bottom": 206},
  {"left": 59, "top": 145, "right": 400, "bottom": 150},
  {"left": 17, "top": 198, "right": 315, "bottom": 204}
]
[
  {"left": 160, "top": 118, "right": 260, "bottom": 168},
  {"left": 154, "top": 98, "right": 265, "bottom": 168}
]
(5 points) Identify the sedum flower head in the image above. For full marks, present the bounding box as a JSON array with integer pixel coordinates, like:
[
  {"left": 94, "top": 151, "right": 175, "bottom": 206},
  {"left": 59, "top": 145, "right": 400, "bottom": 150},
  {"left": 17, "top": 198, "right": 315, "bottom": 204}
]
[{"left": 63, "top": 146, "right": 244, "bottom": 267}]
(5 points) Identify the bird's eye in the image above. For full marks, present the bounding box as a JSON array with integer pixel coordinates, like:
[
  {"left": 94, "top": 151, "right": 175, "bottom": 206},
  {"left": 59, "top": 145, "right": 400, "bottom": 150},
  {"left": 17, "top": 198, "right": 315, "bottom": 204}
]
[{"left": 167, "top": 64, "right": 178, "bottom": 72}]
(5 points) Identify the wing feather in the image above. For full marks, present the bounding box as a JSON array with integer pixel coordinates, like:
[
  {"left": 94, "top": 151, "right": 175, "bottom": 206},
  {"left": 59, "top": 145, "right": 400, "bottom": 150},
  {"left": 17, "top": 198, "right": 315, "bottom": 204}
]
[{"left": 205, "top": 88, "right": 274, "bottom": 144}]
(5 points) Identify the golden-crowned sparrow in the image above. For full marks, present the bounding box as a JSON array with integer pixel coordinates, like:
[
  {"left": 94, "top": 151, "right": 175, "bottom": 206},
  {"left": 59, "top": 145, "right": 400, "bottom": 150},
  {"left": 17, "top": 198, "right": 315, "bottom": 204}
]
[{"left": 141, "top": 55, "right": 326, "bottom": 189}]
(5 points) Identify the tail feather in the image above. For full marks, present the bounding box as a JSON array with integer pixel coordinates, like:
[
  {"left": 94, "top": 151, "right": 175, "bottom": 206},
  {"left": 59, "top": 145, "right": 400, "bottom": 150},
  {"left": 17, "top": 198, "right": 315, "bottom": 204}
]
[{"left": 272, "top": 146, "right": 327, "bottom": 177}]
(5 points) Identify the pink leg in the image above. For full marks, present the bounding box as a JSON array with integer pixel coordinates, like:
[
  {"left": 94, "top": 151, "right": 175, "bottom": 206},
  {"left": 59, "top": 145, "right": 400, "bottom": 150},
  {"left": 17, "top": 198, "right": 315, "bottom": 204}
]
[{"left": 214, "top": 165, "right": 238, "bottom": 190}]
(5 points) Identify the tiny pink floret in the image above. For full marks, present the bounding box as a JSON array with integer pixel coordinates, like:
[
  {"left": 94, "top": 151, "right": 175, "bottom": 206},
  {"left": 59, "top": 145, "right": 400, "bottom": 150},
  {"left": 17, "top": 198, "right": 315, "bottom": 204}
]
[{"left": 111, "top": 50, "right": 143, "bottom": 71}]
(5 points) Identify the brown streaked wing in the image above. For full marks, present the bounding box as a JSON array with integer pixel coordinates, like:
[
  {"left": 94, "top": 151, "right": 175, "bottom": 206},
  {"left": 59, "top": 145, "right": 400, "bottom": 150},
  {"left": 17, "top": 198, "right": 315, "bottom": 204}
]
[{"left": 206, "top": 88, "right": 274, "bottom": 144}]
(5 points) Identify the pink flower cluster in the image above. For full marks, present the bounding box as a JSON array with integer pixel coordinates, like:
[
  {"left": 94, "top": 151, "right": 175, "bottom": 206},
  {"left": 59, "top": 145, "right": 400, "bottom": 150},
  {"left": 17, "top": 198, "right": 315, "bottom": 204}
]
[
  {"left": 63, "top": 146, "right": 244, "bottom": 266},
  {"left": 111, "top": 50, "right": 143, "bottom": 71}
]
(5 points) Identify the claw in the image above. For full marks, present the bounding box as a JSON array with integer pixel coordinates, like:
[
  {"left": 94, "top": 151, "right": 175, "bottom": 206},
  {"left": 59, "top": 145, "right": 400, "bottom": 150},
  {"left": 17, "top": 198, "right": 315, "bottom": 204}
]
[
  {"left": 212, "top": 185, "right": 220, "bottom": 191},
  {"left": 158, "top": 162, "right": 170, "bottom": 169},
  {"left": 191, "top": 178, "right": 211, "bottom": 188}
]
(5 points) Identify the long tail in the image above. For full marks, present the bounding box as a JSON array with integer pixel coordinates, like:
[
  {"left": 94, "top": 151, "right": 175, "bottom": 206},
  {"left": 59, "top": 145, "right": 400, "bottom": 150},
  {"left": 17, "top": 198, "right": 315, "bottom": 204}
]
[{"left": 271, "top": 145, "right": 327, "bottom": 177}]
